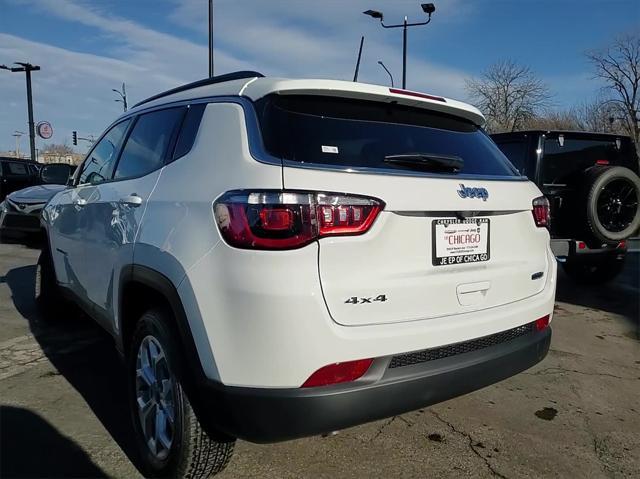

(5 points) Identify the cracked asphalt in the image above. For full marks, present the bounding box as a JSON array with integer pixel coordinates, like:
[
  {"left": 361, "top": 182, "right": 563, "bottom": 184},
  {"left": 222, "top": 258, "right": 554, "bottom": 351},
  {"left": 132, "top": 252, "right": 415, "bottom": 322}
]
[{"left": 0, "top": 241, "right": 638, "bottom": 478}]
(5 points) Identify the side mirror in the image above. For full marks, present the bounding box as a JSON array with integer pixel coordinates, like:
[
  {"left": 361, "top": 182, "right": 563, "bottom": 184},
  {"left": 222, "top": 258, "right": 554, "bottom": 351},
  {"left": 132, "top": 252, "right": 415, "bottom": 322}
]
[{"left": 40, "top": 163, "right": 74, "bottom": 185}]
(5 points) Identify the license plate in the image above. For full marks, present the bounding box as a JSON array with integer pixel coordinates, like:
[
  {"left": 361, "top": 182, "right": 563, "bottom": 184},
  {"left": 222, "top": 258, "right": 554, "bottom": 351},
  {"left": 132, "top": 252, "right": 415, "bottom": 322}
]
[{"left": 432, "top": 218, "right": 490, "bottom": 266}]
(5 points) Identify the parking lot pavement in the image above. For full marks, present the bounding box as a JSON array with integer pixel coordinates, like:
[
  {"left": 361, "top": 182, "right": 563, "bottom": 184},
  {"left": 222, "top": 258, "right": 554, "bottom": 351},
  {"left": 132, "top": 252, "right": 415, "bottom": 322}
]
[{"left": 0, "top": 242, "right": 638, "bottom": 479}]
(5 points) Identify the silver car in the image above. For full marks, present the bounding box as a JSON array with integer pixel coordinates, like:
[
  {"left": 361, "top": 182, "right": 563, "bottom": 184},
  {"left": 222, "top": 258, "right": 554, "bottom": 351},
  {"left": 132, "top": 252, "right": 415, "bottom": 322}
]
[{"left": 0, "top": 164, "right": 73, "bottom": 236}]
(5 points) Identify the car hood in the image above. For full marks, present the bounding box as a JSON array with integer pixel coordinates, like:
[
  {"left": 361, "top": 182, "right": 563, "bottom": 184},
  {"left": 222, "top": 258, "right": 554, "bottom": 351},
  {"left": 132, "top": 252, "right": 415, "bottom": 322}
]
[{"left": 6, "top": 184, "right": 67, "bottom": 204}]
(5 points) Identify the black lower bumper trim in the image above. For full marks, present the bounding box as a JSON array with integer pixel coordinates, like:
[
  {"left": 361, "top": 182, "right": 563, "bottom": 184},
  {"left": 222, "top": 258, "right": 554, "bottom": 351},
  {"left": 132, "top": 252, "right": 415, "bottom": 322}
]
[{"left": 198, "top": 327, "right": 551, "bottom": 443}]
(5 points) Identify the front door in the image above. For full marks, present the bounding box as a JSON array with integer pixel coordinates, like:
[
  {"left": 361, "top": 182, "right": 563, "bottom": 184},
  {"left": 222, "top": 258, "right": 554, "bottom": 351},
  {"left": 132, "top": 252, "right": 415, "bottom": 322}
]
[
  {"left": 81, "top": 106, "right": 186, "bottom": 331},
  {"left": 49, "top": 119, "right": 132, "bottom": 300}
]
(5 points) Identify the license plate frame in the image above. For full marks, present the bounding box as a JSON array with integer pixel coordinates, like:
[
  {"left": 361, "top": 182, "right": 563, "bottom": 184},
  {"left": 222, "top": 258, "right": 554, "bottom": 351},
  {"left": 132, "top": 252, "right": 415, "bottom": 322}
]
[{"left": 432, "top": 218, "right": 490, "bottom": 266}]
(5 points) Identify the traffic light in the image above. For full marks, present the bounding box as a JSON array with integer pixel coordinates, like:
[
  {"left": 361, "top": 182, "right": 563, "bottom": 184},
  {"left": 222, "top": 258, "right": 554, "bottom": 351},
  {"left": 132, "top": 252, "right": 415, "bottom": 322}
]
[{"left": 72, "top": 131, "right": 77, "bottom": 146}]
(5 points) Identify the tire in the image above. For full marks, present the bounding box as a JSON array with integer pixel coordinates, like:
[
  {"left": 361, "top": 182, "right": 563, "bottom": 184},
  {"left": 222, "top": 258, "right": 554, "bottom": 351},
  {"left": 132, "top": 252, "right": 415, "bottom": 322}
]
[
  {"left": 561, "top": 257, "right": 625, "bottom": 284},
  {"left": 35, "top": 242, "right": 63, "bottom": 316},
  {"left": 583, "top": 166, "right": 640, "bottom": 244},
  {"left": 127, "top": 308, "right": 235, "bottom": 478}
]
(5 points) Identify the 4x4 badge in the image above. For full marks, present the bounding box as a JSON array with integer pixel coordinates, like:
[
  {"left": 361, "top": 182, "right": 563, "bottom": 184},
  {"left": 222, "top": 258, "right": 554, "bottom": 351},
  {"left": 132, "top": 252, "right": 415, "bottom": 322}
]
[{"left": 457, "top": 184, "right": 489, "bottom": 201}]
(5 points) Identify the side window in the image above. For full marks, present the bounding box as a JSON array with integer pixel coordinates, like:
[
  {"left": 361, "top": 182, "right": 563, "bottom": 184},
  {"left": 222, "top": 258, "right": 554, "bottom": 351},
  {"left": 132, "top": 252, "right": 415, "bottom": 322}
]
[
  {"left": 172, "top": 103, "right": 206, "bottom": 162},
  {"left": 114, "top": 107, "right": 185, "bottom": 180},
  {"left": 6, "top": 162, "right": 29, "bottom": 176},
  {"left": 78, "top": 119, "right": 131, "bottom": 185}
]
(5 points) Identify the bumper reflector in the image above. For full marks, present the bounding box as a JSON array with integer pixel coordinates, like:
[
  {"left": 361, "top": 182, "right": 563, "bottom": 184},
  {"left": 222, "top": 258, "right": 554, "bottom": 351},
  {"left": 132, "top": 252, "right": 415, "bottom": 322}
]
[
  {"left": 302, "top": 359, "right": 373, "bottom": 388},
  {"left": 535, "top": 315, "right": 550, "bottom": 331}
]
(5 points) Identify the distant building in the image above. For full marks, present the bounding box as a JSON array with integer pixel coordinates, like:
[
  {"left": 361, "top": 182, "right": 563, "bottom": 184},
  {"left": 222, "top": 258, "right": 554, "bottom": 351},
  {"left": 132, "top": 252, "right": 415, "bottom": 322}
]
[{"left": 39, "top": 153, "right": 84, "bottom": 165}]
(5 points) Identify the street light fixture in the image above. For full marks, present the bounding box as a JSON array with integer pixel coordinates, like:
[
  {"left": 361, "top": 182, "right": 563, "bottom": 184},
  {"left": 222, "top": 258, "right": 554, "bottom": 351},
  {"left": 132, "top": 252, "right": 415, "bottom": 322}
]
[
  {"left": 363, "top": 3, "right": 436, "bottom": 89},
  {"left": 363, "top": 9, "right": 383, "bottom": 20},
  {"left": 1, "top": 62, "right": 40, "bottom": 162},
  {"left": 378, "top": 61, "right": 394, "bottom": 87},
  {"left": 12, "top": 130, "right": 26, "bottom": 158}
]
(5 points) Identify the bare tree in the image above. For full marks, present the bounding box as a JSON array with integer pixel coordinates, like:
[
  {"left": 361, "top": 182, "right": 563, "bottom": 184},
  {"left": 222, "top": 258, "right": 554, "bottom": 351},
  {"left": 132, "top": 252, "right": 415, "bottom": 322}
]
[
  {"left": 571, "top": 99, "right": 622, "bottom": 133},
  {"left": 465, "top": 60, "right": 552, "bottom": 133},
  {"left": 587, "top": 33, "right": 640, "bottom": 145},
  {"left": 524, "top": 109, "right": 580, "bottom": 131}
]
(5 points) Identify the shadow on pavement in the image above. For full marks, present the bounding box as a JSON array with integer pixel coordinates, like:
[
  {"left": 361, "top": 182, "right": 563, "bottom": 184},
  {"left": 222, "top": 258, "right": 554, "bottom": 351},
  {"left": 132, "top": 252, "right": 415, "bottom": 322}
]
[
  {"left": 2, "top": 264, "right": 142, "bottom": 476},
  {"left": 556, "top": 252, "right": 639, "bottom": 338},
  {"left": 0, "top": 405, "right": 107, "bottom": 478},
  {"left": 0, "top": 231, "right": 42, "bottom": 250}
]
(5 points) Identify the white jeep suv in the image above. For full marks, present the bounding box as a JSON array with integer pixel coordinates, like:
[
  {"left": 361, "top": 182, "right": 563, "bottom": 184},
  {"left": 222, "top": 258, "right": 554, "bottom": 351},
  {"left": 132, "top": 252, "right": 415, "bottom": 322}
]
[{"left": 39, "top": 71, "right": 556, "bottom": 478}]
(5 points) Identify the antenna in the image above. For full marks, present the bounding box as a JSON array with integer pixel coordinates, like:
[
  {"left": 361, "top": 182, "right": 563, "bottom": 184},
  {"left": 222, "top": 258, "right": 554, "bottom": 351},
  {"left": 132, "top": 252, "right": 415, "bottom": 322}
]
[{"left": 353, "top": 36, "right": 365, "bottom": 82}]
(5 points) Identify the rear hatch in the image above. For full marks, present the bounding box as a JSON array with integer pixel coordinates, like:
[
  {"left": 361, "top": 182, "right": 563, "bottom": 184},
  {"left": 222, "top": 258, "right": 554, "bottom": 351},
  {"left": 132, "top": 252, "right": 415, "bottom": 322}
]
[{"left": 253, "top": 91, "right": 549, "bottom": 326}]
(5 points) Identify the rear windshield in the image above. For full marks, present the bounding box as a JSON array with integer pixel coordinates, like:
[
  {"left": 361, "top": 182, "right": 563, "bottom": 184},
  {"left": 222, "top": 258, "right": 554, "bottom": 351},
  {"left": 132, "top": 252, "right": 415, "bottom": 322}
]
[
  {"left": 541, "top": 135, "right": 638, "bottom": 185},
  {"left": 255, "top": 95, "right": 519, "bottom": 177}
]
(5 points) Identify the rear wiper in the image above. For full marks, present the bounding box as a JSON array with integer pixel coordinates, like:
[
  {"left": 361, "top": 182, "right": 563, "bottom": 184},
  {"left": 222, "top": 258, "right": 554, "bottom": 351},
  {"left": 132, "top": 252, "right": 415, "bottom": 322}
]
[{"left": 383, "top": 153, "right": 464, "bottom": 173}]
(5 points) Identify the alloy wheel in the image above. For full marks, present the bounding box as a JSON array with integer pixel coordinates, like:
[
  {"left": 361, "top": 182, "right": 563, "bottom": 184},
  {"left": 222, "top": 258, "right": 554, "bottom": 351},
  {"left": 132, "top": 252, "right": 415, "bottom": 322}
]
[{"left": 135, "top": 335, "right": 176, "bottom": 460}]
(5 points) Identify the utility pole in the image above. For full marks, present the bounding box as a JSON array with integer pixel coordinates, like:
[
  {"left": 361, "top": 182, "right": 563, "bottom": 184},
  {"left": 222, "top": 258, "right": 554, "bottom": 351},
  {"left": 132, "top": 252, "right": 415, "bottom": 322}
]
[
  {"left": 208, "top": 0, "right": 214, "bottom": 77},
  {"left": 1, "top": 62, "right": 40, "bottom": 161},
  {"left": 112, "top": 83, "right": 128, "bottom": 111}
]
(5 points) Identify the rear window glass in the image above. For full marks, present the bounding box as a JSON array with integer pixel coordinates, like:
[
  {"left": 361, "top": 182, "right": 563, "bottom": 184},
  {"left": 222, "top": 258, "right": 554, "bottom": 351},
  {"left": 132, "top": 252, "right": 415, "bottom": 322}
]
[
  {"left": 542, "top": 136, "right": 637, "bottom": 185},
  {"left": 255, "top": 95, "right": 518, "bottom": 177}
]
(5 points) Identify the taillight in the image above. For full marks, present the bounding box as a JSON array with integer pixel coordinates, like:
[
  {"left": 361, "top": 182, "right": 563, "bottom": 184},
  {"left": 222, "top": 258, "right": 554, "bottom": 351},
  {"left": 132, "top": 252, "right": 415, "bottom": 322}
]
[
  {"left": 301, "top": 359, "right": 373, "bottom": 388},
  {"left": 214, "top": 190, "right": 384, "bottom": 250},
  {"left": 532, "top": 196, "right": 550, "bottom": 228}
]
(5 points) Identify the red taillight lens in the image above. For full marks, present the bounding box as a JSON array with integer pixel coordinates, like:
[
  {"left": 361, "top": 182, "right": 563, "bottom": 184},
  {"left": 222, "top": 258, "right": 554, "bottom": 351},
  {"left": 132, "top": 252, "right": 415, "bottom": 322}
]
[
  {"left": 532, "top": 196, "right": 550, "bottom": 228},
  {"left": 535, "top": 314, "right": 550, "bottom": 331},
  {"left": 259, "top": 207, "right": 294, "bottom": 231},
  {"left": 214, "top": 191, "right": 384, "bottom": 250},
  {"left": 301, "top": 359, "right": 373, "bottom": 388}
]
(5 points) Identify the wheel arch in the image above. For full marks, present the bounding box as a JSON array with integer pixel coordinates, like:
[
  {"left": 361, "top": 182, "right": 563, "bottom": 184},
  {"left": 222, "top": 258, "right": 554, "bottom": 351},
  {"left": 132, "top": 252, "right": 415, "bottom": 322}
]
[{"left": 118, "top": 265, "right": 207, "bottom": 384}]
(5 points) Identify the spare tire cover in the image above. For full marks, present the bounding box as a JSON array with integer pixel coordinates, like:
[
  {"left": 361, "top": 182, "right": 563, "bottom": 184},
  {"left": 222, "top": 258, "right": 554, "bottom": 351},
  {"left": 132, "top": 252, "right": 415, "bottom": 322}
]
[{"left": 584, "top": 166, "right": 640, "bottom": 244}]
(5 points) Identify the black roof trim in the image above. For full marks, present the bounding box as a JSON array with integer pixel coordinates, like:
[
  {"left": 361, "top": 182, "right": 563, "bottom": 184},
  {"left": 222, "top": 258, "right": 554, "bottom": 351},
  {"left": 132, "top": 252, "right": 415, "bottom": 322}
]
[
  {"left": 132, "top": 71, "right": 264, "bottom": 109},
  {"left": 491, "top": 129, "right": 631, "bottom": 139}
]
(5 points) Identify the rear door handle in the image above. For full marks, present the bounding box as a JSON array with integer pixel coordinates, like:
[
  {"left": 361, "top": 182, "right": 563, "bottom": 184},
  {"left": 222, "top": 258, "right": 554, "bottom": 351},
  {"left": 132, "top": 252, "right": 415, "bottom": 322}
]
[{"left": 120, "top": 194, "right": 143, "bottom": 207}]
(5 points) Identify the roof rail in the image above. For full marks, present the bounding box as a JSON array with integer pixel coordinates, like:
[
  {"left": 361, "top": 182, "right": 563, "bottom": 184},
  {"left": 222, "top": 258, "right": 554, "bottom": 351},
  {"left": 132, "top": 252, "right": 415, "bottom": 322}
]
[{"left": 132, "top": 71, "right": 265, "bottom": 109}]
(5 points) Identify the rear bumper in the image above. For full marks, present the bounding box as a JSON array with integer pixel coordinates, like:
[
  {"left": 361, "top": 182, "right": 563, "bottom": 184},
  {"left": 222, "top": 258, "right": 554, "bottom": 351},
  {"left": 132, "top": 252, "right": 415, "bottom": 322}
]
[
  {"left": 551, "top": 239, "right": 627, "bottom": 260},
  {"left": 198, "top": 326, "right": 551, "bottom": 443}
]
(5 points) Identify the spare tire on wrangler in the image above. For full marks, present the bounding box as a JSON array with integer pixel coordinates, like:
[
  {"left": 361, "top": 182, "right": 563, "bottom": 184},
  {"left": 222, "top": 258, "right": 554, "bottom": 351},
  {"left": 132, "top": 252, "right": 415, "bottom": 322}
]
[{"left": 582, "top": 166, "right": 640, "bottom": 244}]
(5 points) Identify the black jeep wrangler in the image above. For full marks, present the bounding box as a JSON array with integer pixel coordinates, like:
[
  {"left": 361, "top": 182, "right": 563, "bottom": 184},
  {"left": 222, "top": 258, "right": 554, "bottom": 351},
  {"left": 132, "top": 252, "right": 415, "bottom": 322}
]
[{"left": 492, "top": 130, "right": 640, "bottom": 283}]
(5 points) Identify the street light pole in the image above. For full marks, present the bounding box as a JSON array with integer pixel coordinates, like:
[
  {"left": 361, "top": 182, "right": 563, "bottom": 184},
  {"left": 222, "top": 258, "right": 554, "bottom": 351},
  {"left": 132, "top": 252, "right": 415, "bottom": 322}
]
[
  {"left": 364, "top": 4, "right": 435, "bottom": 90},
  {"left": 24, "top": 66, "right": 37, "bottom": 162},
  {"left": 1, "top": 62, "right": 40, "bottom": 162},
  {"left": 402, "top": 17, "right": 408, "bottom": 90},
  {"left": 208, "top": 0, "right": 214, "bottom": 77},
  {"left": 378, "top": 61, "right": 394, "bottom": 87}
]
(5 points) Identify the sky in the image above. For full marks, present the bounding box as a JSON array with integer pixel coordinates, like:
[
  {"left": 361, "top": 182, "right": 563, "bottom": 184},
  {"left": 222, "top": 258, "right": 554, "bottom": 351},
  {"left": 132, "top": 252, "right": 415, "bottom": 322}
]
[{"left": 0, "top": 0, "right": 638, "bottom": 156}]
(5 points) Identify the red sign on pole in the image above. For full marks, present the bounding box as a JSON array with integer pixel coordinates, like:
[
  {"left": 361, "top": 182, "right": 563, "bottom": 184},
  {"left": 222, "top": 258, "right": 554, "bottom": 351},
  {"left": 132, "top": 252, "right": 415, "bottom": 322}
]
[{"left": 36, "top": 121, "right": 53, "bottom": 139}]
